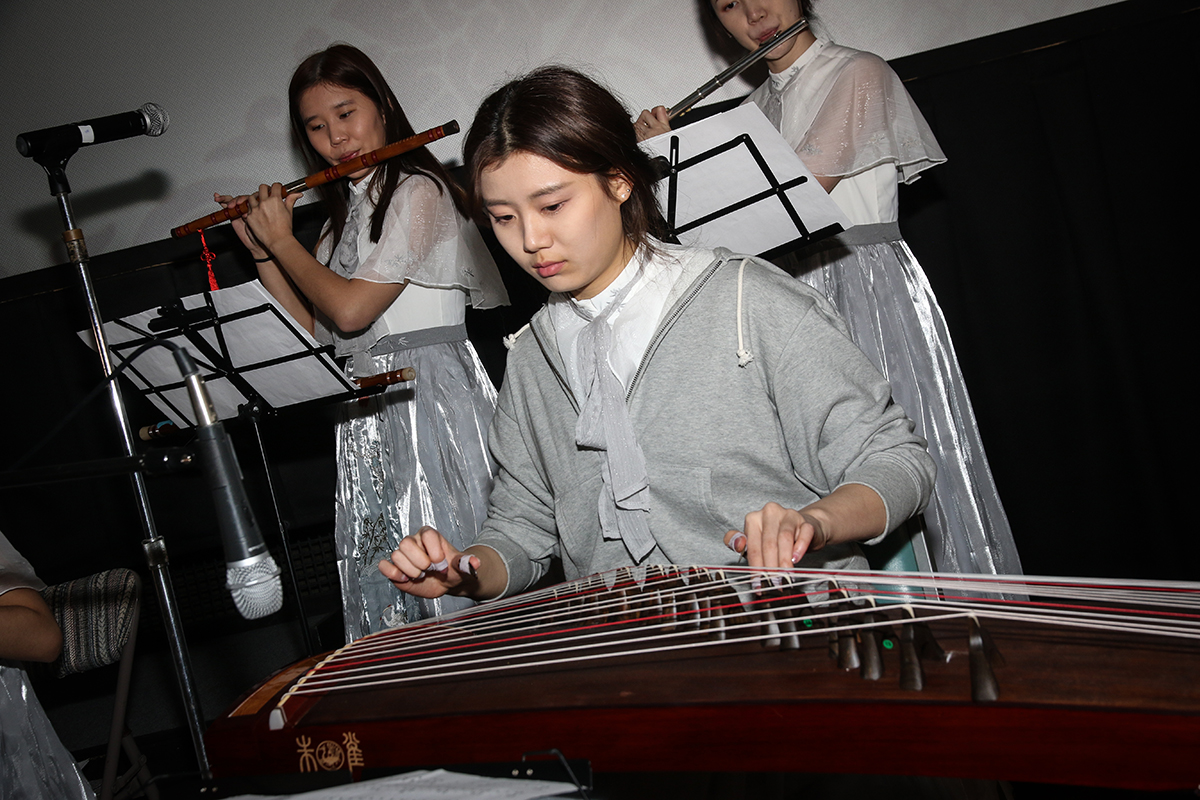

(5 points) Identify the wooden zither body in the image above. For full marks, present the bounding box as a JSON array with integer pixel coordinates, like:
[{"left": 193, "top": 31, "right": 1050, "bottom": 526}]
[{"left": 206, "top": 566, "right": 1200, "bottom": 789}]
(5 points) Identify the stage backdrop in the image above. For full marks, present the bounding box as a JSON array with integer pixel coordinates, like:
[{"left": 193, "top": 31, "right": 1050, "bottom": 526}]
[{"left": 2, "top": 0, "right": 1116, "bottom": 279}]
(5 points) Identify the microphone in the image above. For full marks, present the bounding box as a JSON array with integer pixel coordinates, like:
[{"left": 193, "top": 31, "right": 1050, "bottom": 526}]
[
  {"left": 16, "top": 103, "right": 169, "bottom": 159},
  {"left": 174, "top": 350, "right": 282, "bottom": 620}
]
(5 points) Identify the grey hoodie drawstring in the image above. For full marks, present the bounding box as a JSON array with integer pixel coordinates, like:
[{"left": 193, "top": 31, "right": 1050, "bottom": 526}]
[{"left": 736, "top": 259, "right": 755, "bottom": 367}]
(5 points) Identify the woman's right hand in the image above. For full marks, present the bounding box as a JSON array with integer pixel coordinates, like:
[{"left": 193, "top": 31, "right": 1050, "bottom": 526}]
[
  {"left": 379, "top": 526, "right": 483, "bottom": 600},
  {"left": 214, "top": 191, "right": 269, "bottom": 260},
  {"left": 635, "top": 106, "right": 672, "bottom": 142},
  {"left": 213, "top": 191, "right": 267, "bottom": 260},
  {"left": 241, "top": 183, "right": 301, "bottom": 253}
]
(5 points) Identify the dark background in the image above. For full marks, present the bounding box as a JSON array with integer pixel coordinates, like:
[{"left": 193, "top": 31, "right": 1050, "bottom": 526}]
[{"left": 0, "top": 0, "right": 1192, "bottom": 794}]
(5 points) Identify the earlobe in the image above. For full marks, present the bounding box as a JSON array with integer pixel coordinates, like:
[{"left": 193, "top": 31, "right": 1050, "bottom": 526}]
[{"left": 610, "top": 173, "right": 633, "bottom": 204}]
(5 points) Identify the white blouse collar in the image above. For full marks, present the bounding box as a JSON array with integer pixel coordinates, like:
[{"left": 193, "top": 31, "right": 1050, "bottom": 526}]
[
  {"left": 769, "top": 37, "right": 828, "bottom": 91},
  {"left": 570, "top": 245, "right": 648, "bottom": 320}
]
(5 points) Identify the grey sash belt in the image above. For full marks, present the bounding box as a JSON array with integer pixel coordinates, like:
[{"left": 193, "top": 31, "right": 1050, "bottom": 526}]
[
  {"left": 368, "top": 323, "right": 468, "bottom": 355},
  {"left": 797, "top": 222, "right": 902, "bottom": 257},
  {"left": 351, "top": 323, "right": 467, "bottom": 376}
]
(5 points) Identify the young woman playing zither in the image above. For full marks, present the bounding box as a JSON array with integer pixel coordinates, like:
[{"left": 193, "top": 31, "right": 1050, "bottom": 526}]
[{"left": 378, "top": 66, "right": 934, "bottom": 607}]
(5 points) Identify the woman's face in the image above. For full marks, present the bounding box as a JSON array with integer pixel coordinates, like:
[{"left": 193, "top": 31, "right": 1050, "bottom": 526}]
[
  {"left": 298, "top": 82, "right": 388, "bottom": 183},
  {"left": 480, "top": 151, "right": 634, "bottom": 300},
  {"left": 711, "top": 0, "right": 811, "bottom": 72}
]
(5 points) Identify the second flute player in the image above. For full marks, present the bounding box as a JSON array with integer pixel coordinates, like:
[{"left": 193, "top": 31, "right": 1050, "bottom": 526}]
[
  {"left": 638, "top": 0, "right": 1022, "bottom": 580},
  {"left": 216, "top": 44, "right": 508, "bottom": 642}
]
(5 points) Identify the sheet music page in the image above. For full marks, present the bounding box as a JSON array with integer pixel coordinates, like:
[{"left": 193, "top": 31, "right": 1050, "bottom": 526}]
[
  {"left": 641, "top": 103, "right": 851, "bottom": 257},
  {"left": 205, "top": 281, "right": 355, "bottom": 410},
  {"left": 79, "top": 280, "right": 356, "bottom": 425},
  {"left": 221, "top": 768, "right": 576, "bottom": 799}
]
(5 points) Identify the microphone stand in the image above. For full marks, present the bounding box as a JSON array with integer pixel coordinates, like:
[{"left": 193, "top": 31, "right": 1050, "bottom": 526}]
[{"left": 29, "top": 147, "right": 212, "bottom": 778}]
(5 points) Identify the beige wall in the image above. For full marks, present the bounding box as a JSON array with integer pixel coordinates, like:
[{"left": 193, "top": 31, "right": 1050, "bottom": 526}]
[{"left": 1, "top": 0, "right": 1118, "bottom": 278}]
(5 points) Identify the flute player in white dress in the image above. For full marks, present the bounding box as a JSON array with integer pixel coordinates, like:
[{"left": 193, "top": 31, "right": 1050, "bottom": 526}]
[
  {"left": 217, "top": 44, "right": 509, "bottom": 642},
  {"left": 637, "top": 0, "right": 1022, "bottom": 578}
]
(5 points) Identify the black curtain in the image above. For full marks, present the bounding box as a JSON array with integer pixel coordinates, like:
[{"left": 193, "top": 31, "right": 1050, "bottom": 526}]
[{"left": 896, "top": 0, "right": 1194, "bottom": 579}]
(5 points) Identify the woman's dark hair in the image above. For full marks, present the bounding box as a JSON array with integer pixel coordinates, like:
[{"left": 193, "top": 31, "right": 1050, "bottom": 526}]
[
  {"left": 463, "top": 66, "right": 667, "bottom": 252},
  {"left": 288, "top": 44, "right": 467, "bottom": 251}
]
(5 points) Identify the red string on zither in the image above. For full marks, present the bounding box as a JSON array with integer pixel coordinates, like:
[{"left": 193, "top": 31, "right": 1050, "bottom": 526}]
[{"left": 200, "top": 230, "right": 219, "bottom": 290}]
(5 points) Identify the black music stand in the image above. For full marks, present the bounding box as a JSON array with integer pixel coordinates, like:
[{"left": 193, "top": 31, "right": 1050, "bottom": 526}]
[
  {"left": 99, "top": 280, "right": 358, "bottom": 425},
  {"left": 644, "top": 103, "right": 851, "bottom": 258},
  {"left": 91, "top": 280, "right": 391, "bottom": 656}
]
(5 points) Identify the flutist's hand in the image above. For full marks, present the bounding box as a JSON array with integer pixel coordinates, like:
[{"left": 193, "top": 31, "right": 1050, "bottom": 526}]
[
  {"left": 635, "top": 106, "right": 671, "bottom": 142},
  {"left": 218, "top": 183, "right": 313, "bottom": 333},
  {"left": 214, "top": 191, "right": 269, "bottom": 260},
  {"left": 241, "top": 183, "right": 302, "bottom": 253}
]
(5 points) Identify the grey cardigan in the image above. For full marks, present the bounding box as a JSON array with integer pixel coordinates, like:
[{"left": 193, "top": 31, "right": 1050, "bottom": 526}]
[{"left": 475, "top": 248, "right": 935, "bottom": 597}]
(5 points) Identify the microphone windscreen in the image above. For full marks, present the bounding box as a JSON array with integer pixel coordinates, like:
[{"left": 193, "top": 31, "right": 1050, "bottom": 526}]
[
  {"left": 140, "top": 103, "right": 169, "bottom": 137},
  {"left": 226, "top": 554, "right": 283, "bottom": 620}
]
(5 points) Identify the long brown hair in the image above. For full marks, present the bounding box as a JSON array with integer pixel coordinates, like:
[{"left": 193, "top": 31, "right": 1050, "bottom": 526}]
[
  {"left": 463, "top": 66, "right": 667, "bottom": 254},
  {"left": 288, "top": 44, "right": 466, "bottom": 251}
]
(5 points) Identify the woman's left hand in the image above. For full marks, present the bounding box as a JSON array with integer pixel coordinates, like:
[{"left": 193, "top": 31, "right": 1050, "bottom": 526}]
[
  {"left": 242, "top": 183, "right": 302, "bottom": 253},
  {"left": 725, "top": 486, "right": 888, "bottom": 569},
  {"left": 635, "top": 106, "right": 672, "bottom": 142},
  {"left": 725, "top": 501, "right": 830, "bottom": 569}
]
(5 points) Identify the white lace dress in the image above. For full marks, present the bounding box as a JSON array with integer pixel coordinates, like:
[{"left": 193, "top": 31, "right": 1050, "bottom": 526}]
[
  {"left": 745, "top": 39, "right": 1022, "bottom": 576},
  {"left": 315, "top": 174, "right": 510, "bottom": 641}
]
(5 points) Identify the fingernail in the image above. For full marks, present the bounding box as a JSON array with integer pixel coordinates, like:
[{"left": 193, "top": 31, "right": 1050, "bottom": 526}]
[
  {"left": 458, "top": 555, "right": 476, "bottom": 576},
  {"left": 728, "top": 532, "right": 747, "bottom": 553}
]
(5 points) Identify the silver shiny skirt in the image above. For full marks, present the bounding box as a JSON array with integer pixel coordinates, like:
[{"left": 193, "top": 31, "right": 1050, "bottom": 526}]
[
  {"left": 784, "top": 223, "right": 1023, "bottom": 577},
  {"left": 0, "top": 665, "right": 93, "bottom": 799},
  {"left": 334, "top": 334, "right": 497, "bottom": 642}
]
